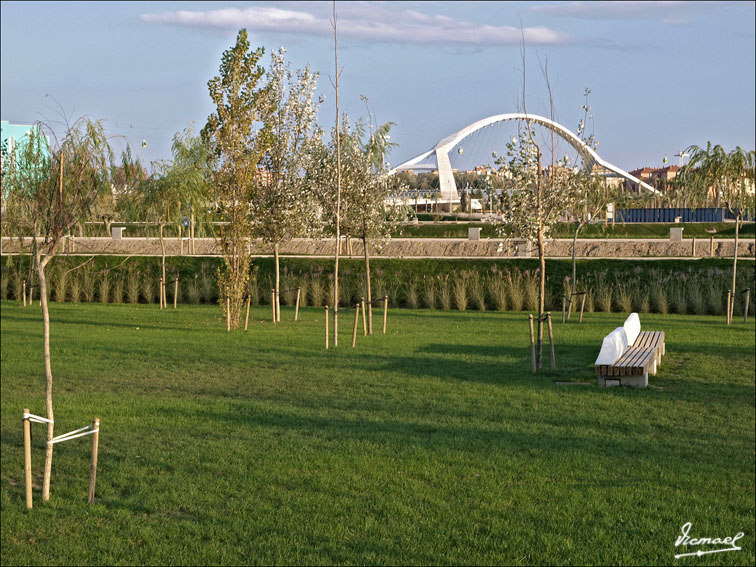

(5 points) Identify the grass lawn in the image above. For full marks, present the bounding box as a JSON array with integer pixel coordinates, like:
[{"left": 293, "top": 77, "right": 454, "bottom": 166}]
[{"left": 1, "top": 301, "right": 754, "bottom": 565}]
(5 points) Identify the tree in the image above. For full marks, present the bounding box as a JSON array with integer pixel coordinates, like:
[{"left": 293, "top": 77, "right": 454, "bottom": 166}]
[
  {"left": 562, "top": 89, "right": 616, "bottom": 318},
  {"left": 334, "top": 118, "right": 404, "bottom": 333},
  {"left": 3, "top": 117, "right": 113, "bottom": 501},
  {"left": 680, "top": 143, "right": 755, "bottom": 321},
  {"left": 121, "top": 125, "right": 212, "bottom": 297},
  {"left": 165, "top": 124, "right": 214, "bottom": 254},
  {"left": 493, "top": 47, "right": 572, "bottom": 370},
  {"left": 331, "top": 1, "right": 344, "bottom": 345},
  {"left": 256, "top": 48, "right": 323, "bottom": 322},
  {"left": 201, "top": 29, "right": 273, "bottom": 329}
]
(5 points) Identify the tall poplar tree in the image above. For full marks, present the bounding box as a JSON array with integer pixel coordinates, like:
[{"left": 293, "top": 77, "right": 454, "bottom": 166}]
[{"left": 202, "top": 29, "right": 273, "bottom": 329}]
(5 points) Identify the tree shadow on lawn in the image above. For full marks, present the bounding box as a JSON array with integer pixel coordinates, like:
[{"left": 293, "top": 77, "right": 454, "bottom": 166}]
[{"left": 149, "top": 401, "right": 745, "bottom": 483}]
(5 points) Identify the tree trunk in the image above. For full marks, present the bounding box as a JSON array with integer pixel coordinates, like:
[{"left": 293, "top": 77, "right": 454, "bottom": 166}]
[
  {"left": 731, "top": 214, "right": 740, "bottom": 320},
  {"left": 568, "top": 222, "right": 580, "bottom": 319},
  {"left": 274, "top": 242, "right": 281, "bottom": 322},
  {"left": 536, "top": 151, "right": 544, "bottom": 370},
  {"left": 159, "top": 223, "right": 167, "bottom": 307},
  {"left": 190, "top": 211, "right": 195, "bottom": 255},
  {"left": 333, "top": 2, "right": 341, "bottom": 347},
  {"left": 37, "top": 250, "right": 55, "bottom": 501},
  {"left": 363, "top": 236, "right": 373, "bottom": 334}
]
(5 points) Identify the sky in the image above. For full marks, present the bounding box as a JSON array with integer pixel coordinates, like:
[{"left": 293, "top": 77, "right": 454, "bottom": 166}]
[{"left": 2, "top": 1, "right": 755, "bottom": 173}]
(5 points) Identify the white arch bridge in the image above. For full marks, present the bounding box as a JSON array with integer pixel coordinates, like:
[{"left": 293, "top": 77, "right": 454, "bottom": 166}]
[{"left": 389, "top": 113, "right": 658, "bottom": 203}]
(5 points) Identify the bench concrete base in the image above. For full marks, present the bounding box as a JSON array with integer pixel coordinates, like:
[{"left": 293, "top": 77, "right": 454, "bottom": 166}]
[{"left": 598, "top": 373, "right": 648, "bottom": 388}]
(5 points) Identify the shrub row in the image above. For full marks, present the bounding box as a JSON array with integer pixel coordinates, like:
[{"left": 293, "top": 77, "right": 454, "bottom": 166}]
[{"left": 2, "top": 255, "right": 753, "bottom": 316}]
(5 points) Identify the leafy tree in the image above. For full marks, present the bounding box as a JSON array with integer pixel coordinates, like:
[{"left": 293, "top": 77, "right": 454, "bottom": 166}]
[
  {"left": 493, "top": 52, "right": 572, "bottom": 368},
  {"left": 120, "top": 125, "right": 212, "bottom": 292},
  {"left": 3, "top": 118, "right": 113, "bottom": 501},
  {"left": 332, "top": 118, "right": 405, "bottom": 333},
  {"left": 256, "top": 48, "right": 323, "bottom": 322},
  {"left": 201, "top": 29, "right": 273, "bottom": 329},
  {"left": 680, "top": 143, "right": 755, "bottom": 320},
  {"left": 562, "top": 90, "right": 617, "bottom": 318}
]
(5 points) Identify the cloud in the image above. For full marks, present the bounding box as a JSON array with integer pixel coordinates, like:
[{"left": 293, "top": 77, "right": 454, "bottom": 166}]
[
  {"left": 527, "top": 1, "right": 742, "bottom": 23},
  {"left": 140, "top": 3, "right": 577, "bottom": 46}
]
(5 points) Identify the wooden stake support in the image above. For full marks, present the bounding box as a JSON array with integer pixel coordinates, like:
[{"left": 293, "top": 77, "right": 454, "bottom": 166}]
[
  {"left": 294, "top": 288, "right": 301, "bottom": 321},
  {"left": 226, "top": 297, "right": 231, "bottom": 332},
  {"left": 23, "top": 409, "right": 32, "bottom": 510},
  {"left": 88, "top": 418, "right": 100, "bottom": 504},
  {"left": 710, "top": 236, "right": 714, "bottom": 257},
  {"left": 361, "top": 298, "right": 367, "bottom": 336},
  {"left": 174, "top": 278, "right": 178, "bottom": 309},
  {"left": 579, "top": 292, "right": 587, "bottom": 323},
  {"left": 23, "top": 280, "right": 27, "bottom": 307},
  {"left": 561, "top": 296, "right": 566, "bottom": 323},
  {"left": 271, "top": 290, "right": 276, "bottom": 324},
  {"left": 383, "top": 296, "right": 388, "bottom": 335},
  {"left": 352, "top": 303, "right": 359, "bottom": 348},
  {"left": 334, "top": 309, "right": 338, "bottom": 348},
  {"left": 244, "top": 295, "right": 251, "bottom": 331},
  {"left": 324, "top": 305, "right": 329, "bottom": 350},
  {"left": 744, "top": 288, "right": 750, "bottom": 323},
  {"left": 692, "top": 237, "right": 696, "bottom": 257},
  {"left": 547, "top": 313, "right": 555, "bottom": 369},
  {"left": 528, "top": 314, "right": 536, "bottom": 374},
  {"left": 726, "top": 290, "right": 732, "bottom": 325}
]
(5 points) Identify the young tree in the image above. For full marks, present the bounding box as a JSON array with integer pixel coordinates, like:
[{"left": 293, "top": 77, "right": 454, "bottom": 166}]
[
  {"left": 334, "top": 118, "right": 405, "bottom": 333},
  {"left": 256, "top": 48, "right": 323, "bottom": 322},
  {"left": 331, "top": 1, "right": 344, "bottom": 345},
  {"left": 3, "top": 118, "right": 113, "bottom": 501},
  {"left": 201, "top": 29, "right": 273, "bottom": 329},
  {"left": 493, "top": 46, "right": 572, "bottom": 369},
  {"left": 562, "top": 90, "right": 617, "bottom": 318},
  {"left": 121, "top": 125, "right": 212, "bottom": 294},
  {"left": 681, "top": 143, "right": 755, "bottom": 320}
]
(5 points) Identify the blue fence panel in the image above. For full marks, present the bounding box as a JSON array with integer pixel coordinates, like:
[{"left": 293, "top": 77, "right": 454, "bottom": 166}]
[{"left": 614, "top": 207, "right": 753, "bottom": 223}]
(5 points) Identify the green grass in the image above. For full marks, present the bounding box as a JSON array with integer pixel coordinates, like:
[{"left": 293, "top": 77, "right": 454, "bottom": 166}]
[
  {"left": 1, "top": 302, "right": 754, "bottom": 565},
  {"left": 394, "top": 221, "right": 755, "bottom": 239}
]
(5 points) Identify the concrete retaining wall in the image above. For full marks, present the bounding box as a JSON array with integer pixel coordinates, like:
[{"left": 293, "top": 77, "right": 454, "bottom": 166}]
[{"left": 3, "top": 236, "right": 754, "bottom": 259}]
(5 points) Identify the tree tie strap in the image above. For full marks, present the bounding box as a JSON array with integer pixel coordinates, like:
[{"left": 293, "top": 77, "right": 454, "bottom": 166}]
[
  {"left": 47, "top": 424, "right": 99, "bottom": 446},
  {"left": 22, "top": 413, "right": 54, "bottom": 424}
]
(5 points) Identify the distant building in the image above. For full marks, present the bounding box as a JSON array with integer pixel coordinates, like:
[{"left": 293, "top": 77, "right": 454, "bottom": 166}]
[
  {"left": 628, "top": 166, "right": 656, "bottom": 181},
  {"left": 1, "top": 120, "right": 47, "bottom": 158},
  {"left": 629, "top": 165, "right": 679, "bottom": 182},
  {"left": 1, "top": 121, "right": 50, "bottom": 196}
]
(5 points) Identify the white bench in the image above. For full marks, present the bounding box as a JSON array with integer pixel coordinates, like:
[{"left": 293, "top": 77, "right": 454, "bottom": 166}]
[{"left": 595, "top": 313, "right": 665, "bottom": 388}]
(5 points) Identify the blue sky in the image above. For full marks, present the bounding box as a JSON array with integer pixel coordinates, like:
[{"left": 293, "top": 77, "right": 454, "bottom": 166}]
[{"left": 2, "top": 1, "right": 754, "bottom": 172}]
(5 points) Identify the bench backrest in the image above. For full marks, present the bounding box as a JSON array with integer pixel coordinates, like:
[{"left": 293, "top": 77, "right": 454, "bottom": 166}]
[
  {"left": 623, "top": 313, "right": 641, "bottom": 346},
  {"left": 595, "top": 313, "right": 643, "bottom": 366},
  {"left": 595, "top": 327, "right": 629, "bottom": 366}
]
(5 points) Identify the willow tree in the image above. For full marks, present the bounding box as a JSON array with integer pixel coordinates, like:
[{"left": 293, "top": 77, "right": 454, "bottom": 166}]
[
  {"left": 681, "top": 143, "right": 755, "bottom": 320},
  {"left": 3, "top": 118, "right": 113, "bottom": 501},
  {"left": 201, "top": 29, "right": 273, "bottom": 329},
  {"left": 124, "top": 125, "right": 212, "bottom": 292},
  {"left": 256, "top": 48, "right": 323, "bottom": 322},
  {"left": 337, "top": 119, "right": 404, "bottom": 333}
]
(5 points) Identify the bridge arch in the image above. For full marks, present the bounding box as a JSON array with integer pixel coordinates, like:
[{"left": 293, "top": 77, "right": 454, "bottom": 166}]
[{"left": 390, "top": 113, "right": 659, "bottom": 202}]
